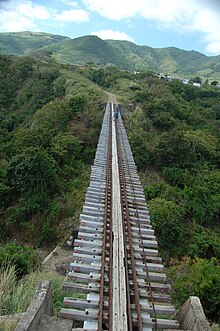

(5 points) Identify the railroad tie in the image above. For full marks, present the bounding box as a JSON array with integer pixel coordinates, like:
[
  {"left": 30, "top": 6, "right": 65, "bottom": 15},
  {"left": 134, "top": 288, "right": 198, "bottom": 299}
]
[{"left": 60, "top": 102, "right": 180, "bottom": 331}]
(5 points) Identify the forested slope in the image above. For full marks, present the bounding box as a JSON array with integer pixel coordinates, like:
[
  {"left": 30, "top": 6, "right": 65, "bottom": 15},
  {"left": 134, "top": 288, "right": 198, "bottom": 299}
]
[
  {"left": 0, "top": 55, "right": 220, "bottom": 324},
  {"left": 79, "top": 65, "right": 220, "bottom": 322},
  {"left": 0, "top": 54, "right": 106, "bottom": 247},
  {"left": 117, "top": 73, "right": 220, "bottom": 322},
  {"left": 78, "top": 64, "right": 220, "bottom": 322}
]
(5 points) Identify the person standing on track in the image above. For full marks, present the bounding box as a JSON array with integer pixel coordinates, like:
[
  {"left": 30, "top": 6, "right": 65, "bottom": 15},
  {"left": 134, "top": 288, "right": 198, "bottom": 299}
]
[{"left": 114, "top": 105, "right": 119, "bottom": 120}]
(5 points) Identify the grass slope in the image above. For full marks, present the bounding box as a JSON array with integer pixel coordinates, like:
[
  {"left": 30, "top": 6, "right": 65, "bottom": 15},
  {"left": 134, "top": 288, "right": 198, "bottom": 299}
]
[
  {"left": 41, "top": 35, "right": 129, "bottom": 68},
  {"left": 0, "top": 31, "right": 69, "bottom": 55}
]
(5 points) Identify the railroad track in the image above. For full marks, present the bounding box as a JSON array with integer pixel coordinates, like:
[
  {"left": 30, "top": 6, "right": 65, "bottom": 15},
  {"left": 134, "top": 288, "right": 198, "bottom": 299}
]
[{"left": 60, "top": 103, "right": 179, "bottom": 330}]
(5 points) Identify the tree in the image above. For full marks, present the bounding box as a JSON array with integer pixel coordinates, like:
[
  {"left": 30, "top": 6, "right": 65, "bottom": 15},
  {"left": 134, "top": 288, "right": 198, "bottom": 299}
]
[
  {"left": 185, "top": 170, "right": 220, "bottom": 224},
  {"left": 7, "top": 147, "right": 58, "bottom": 212},
  {"left": 184, "top": 130, "right": 217, "bottom": 162},
  {"left": 67, "top": 94, "right": 87, "bottom": 113},
  {"left": 211, "top": 81, "right": 219, "bottom": 86},
  {"left": 13, "top": 66, "right": 59, "bottom": 112},
  {"left": 154, "top": 129, "right": 197, "bottom": 168},
  {"left": 128, "top": 132, "right": 151, "bottom": 169},
  {"left": 190, "top": 76, "right": 202, "bottom": 84},
  {"left": 187, "top": 225, "right": 220, "bottom": 260},
  {"left": 51, "top": 133, "right": 82, "bottom": 179},
  {"left": 148, "top": 198, "right": 185, "bottom": 254},
  {"left": 169, "top": 257, "right": 220, "bottom": 322}
]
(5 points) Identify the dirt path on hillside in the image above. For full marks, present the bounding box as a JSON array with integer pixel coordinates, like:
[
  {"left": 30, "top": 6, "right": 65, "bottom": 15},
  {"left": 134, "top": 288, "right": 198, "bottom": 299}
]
[
  {"left": 106, "top": 92, "right": 118, "bottom": 104},
  {"left": 42, "top": 246, "right": 73, "bottom": 275}
]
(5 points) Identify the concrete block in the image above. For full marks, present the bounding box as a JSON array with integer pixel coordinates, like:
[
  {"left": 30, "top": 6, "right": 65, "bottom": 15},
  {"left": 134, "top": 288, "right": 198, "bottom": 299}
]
[
  {"left": 176, "top": 296, "right": 211, "bottom": 331},
  {"left": 37, "top": 314, "right": 72, "bottom": 331},
  {"left": 15, "top": 281, "right": 53, "bottom": 331}
]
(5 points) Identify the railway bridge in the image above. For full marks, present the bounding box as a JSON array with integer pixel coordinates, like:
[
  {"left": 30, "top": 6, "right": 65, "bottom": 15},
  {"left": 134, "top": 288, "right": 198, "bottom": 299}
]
[{"left": 60, "top": 102, "right": 180, "bottom": 330}]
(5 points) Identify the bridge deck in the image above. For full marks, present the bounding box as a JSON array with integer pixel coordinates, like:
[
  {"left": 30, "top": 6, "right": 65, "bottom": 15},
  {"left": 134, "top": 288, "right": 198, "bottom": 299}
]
[{"left": 60, "top": 103, "right": 179, "bottom": 330}]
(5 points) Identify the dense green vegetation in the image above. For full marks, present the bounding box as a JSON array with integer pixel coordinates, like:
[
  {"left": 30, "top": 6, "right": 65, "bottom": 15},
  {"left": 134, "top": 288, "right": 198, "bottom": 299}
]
[
  {"left": 0, "top": 54, "right": 106, "bottom": 251},
  {"left": 76, "top": 64, "right": 220, "bottom": 322},
  {"left": 0, "top": 53, "right": 105, "bottom": 326},
  {"left": 0, "top": 32, "right": 220, "bottom": 80},
  {"left": 114, "top": 74, "right": 220, "bottom": 322},
  {"left": 0, "top": 243, "right": 40, "bottom": 276},
  {"left": 0, "top": 49, "right": 220, "bottom": 324},
  {"left": 169, "top": 257, "right": 220, "bottom": 322}
]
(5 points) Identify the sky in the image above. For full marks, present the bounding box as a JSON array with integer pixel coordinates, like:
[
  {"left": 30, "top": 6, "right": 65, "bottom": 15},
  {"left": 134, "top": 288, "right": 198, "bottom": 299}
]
[{"left": 0, "top": 0, "right": 220, "bottom": 56}]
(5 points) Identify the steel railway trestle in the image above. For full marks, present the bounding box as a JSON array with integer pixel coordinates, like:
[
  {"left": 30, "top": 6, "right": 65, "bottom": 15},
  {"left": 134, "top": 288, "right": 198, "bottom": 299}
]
[{"left": 60, "top": 103, "right": 180, "bottom": 330}]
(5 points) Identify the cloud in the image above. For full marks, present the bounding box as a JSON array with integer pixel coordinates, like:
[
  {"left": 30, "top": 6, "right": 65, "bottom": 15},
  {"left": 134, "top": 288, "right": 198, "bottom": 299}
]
[
  {"left": 0, "top": 0, "right": 90, "bottom": 32},
  {"left": 0, "top": 12, "right": 37, "bottom": 32},
  {"left": 83, "top": 0, "right": 220, "bottom": 54},
  {"left": 18, "top": 3, "right": 50, "bottom": 20},
  {"left": 189, "top": 3, "right": 220, "bottom": 54},
  {"left": 83, "top": 0, "right": 144, "bottom": 20},
  {"left": 54, "top": 9, "right": 89, "bottom": 22},
  {"left": 56, "top": 0, "right": 78, "bottom": 6},
  {"left": 91, "top": 29, "right": 134, "bottom": 42},
  {"left": 0, "top": 0, "right": 50, "bottom": 32}
]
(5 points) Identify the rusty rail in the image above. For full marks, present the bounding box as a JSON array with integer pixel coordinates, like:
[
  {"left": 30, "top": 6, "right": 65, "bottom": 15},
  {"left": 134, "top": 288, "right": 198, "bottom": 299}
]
[
  {"left": 60, "top": 102, "right": 180, "bottom": 331},
  {"left": 98, "top": 104, "right": 112, "bottom": 331},
  {"left": 116, "top": 125, "right": 143, "bottom": 330},
  {"left": 116, "top": 115, "right": 157, "bottom": 330}
]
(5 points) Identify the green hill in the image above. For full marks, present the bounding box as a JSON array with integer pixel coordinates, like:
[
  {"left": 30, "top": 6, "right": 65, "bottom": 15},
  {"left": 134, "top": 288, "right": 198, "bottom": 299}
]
[
  {"left": 107, "top": 40, "right": 220, "bottom": 79},
  {"left": 41, "top": 35, "right": 129, "bottom": 67},
  {"left": 0, "top": 31, "right": 219, "bottom": 79},
  {"left": 0, "top": 31, "right": 69, "bottom": 55}
]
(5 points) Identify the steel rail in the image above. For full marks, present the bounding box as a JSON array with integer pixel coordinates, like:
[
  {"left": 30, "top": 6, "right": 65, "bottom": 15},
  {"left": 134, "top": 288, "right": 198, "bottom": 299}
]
[
  {"left": 60, "top": 102, "right": 180, "bottom": 331},
  {"left": 108, "top": 103, "right": 113, "bottom": 331},
  {"left": 117, "top": 118, "right": 158, "bottom": 330},
  {"left": 97, "top": 105, "right": 112, "bottom": 331},
  {"left": 115, "top": 116, "right": 133, "bottom": 331},
  {"left": 116, "top": 120, "right": 143, "bottom": 330},
  {"left": 131, "top": 188, "right": 158, "bottom": 330},
  {"left": 119, "top": 163, "right": 134, "bottom": 331}
]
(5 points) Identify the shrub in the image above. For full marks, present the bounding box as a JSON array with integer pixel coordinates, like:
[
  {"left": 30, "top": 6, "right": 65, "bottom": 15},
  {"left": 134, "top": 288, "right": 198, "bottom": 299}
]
[
  {"left": 169, "top": 257, "right": 220, "bottom": 322},
  {"left": 185, "top": 170, "right": 220, "bottom": 224},
  {"left": 0, "top": 243, "right": 41, "bottom": 276},
  {"left": 148, "top": 198, "right": 185, "bottom": 253},
  {"left": 7, "top": 147, "right": 59, "bottom": 212},
  {"left": 187, "top": 225, "right": 220, "bottom": 259}
]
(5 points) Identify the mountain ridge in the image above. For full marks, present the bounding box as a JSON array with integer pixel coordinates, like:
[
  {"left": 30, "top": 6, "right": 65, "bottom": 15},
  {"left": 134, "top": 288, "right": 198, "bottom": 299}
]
[
  {"left": 0, "top": 31, "right": 219, "bottom": 79},
  {"left": 0, "top": 31, "right": 70, "bottom": 55}
]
